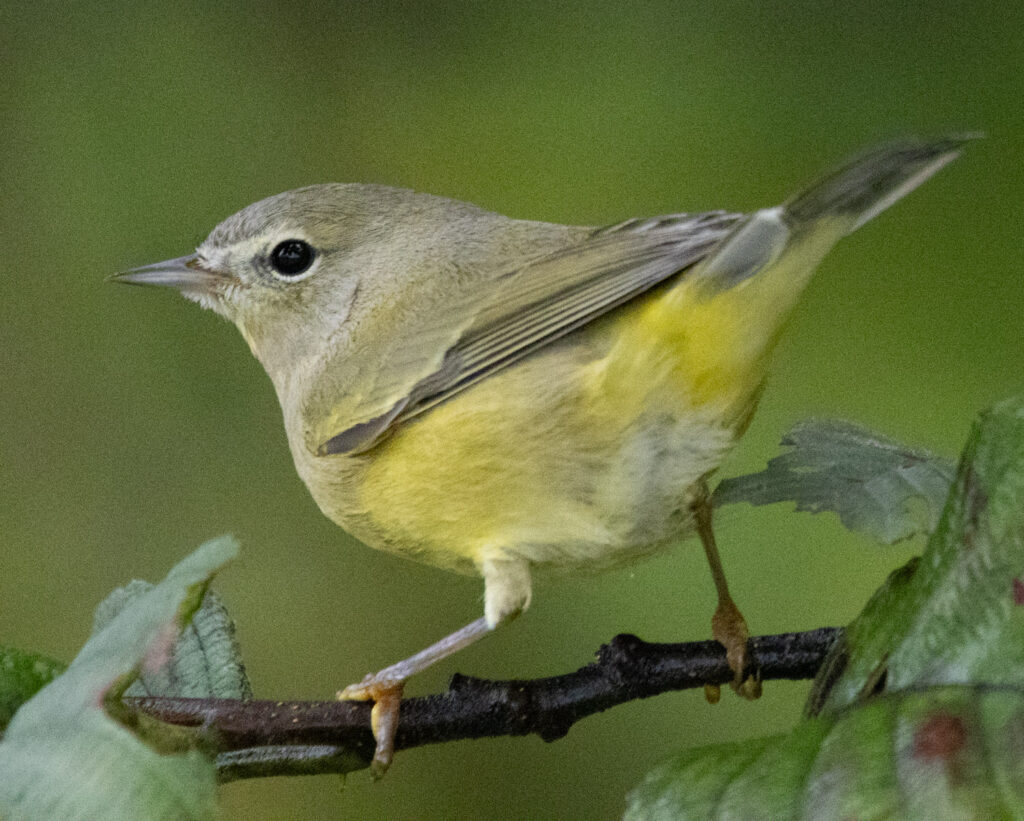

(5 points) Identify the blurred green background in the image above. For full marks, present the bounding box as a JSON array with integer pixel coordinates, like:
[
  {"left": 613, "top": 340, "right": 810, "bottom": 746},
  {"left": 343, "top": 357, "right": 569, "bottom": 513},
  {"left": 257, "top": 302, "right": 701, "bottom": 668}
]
[{"left": 2, "top": 1, "right": 1021, "bottom": 818}]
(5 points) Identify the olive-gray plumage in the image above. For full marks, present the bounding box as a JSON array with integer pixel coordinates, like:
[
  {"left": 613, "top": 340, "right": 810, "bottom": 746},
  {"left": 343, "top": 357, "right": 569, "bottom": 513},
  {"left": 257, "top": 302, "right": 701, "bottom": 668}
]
[{"left": 116, "top": 137, "right": 967, "bottom": 772}]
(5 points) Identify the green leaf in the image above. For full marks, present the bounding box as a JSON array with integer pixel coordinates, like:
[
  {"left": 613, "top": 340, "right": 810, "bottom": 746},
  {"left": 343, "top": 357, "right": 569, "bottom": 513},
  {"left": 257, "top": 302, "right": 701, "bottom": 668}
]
[
  {"left": 0, "top": 647, "right": 66, "bottom": 732},
  {"left": 813, "top": 397, "right": 1024, "bottom": 713},
  {"left": 630, "top": 397, "right": 1024, "bottom": 819},
  {"left": 714, "top": 418, "right": 956, "bottom": 544},
  {"left": 93, "top": 583, "right": 251, "bottom": 700},
  {"left": 803, "top": 557, "right": 919, "bottom": 718},
  {"left": 627, "top": 686, "right": 1024, "bottom": 820},
  {"left": 0, "top": 535, "right": 238, "bottom": 821}
]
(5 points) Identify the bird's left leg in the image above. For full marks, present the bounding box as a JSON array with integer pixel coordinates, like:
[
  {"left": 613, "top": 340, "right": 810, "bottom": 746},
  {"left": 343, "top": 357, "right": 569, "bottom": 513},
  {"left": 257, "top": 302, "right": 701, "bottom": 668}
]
[
  {"left": 691, "top": 482, "right": 761, "bottom": 699},
  {"left": 338, "top": 552, "right": 531, "bottom": 775}
]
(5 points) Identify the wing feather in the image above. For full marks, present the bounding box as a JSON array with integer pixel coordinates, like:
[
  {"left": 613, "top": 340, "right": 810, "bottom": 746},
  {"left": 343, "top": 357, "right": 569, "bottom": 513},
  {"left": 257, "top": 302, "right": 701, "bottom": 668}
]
[{"left": 320, "top": 210, "right": 743, "bottom": 454}]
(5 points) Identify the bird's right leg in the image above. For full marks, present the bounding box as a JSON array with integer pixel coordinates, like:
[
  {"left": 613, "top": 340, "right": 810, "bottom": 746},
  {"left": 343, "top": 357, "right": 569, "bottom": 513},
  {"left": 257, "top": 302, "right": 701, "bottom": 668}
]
[{"left": 338, "top": 552, "right": 531, "bottom": 775}]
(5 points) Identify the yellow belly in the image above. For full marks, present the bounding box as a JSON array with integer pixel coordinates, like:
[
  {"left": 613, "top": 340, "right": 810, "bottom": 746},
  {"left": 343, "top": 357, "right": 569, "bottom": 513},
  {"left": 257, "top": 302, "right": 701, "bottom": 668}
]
[{"left": 343, "top": 272, "right": 774, "bottom": 574}]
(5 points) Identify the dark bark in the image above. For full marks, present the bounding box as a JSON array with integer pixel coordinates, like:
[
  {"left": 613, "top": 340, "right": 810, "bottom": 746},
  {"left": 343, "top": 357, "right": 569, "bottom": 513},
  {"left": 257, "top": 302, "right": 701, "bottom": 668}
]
[{"left": 130, "top": 626, "right": 840, "bottom": 781}]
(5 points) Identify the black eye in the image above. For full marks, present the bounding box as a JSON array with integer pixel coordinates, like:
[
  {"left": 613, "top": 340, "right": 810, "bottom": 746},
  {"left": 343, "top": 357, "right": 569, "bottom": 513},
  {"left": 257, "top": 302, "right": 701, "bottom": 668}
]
[{"left": 269, "top": 239, "right": 315, "bottom": 277}]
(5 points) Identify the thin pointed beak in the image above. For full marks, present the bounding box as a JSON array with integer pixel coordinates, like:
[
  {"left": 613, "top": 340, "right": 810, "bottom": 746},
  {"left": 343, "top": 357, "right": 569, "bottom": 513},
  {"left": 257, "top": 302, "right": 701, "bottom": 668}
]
[{"left": 111, "top": 254, "right": 232, "bottom": 295}]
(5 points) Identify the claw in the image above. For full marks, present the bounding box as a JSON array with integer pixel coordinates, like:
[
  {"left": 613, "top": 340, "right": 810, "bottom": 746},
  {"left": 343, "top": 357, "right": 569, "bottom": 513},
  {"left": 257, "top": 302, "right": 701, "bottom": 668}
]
[
  {"left": 711, "top": 596, "right": 760, "bottom": 700},
  {"left": 338, "top": 677, "right": 405, "bottom": 776},
  {"left": 334, "top": 617, "right": 496, "bottom": 776},
  {"left": 736, "top": 670, "right": 762, "bottom": 700}
]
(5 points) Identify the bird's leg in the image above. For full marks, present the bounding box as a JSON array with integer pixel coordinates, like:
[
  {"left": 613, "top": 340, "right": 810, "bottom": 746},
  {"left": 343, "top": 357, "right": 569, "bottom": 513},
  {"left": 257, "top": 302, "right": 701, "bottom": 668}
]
[
  {"left": 691, "top": 484, "right": 761, "bottom": 700},
  {"left": 338, "top": 616, "right": 492, "bottom": 775},
  {"left": 338, "top": 554, "right": 531, "bottom": 776}
]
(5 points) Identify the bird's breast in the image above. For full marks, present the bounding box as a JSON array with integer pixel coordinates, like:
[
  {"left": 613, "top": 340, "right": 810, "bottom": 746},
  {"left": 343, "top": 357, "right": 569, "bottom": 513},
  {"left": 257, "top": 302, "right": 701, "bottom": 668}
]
[{"left": 290, "top": 295, "right": 754, "bottom": 574}]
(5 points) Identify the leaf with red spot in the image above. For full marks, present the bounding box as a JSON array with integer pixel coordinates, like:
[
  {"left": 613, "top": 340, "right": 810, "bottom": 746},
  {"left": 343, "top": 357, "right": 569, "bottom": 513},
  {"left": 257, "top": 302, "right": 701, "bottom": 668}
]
[
  {"left": 629, "top": 396, "right": 1024, "bottom": 820},
  {"left": 628, "top": 686, "right": 1024, "bottom": 819}
]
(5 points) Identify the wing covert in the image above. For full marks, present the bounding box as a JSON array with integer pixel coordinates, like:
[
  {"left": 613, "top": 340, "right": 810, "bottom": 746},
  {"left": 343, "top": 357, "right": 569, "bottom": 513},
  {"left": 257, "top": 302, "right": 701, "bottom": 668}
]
[{"left": 320, "top": 210, "right": 743, "bottom": 455}]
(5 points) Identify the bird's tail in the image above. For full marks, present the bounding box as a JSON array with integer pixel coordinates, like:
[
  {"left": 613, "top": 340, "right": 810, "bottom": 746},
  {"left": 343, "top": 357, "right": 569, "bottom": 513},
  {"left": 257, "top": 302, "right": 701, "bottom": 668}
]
[
  {"left": 785, "top": 136, "right": 971, "bottom": 234},
  {"left": 637, "top": 136, "right": 972, "bottom": 420},
  {"left": 689, "top": 136, "right": 972, "bottom": 295}
]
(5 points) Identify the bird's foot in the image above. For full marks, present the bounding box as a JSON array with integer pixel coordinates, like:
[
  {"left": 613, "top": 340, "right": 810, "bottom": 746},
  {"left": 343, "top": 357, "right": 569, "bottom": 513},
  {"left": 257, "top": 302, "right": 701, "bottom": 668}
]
[
  {"left": 337, "top": 674, "right": 405, "bottom": 777},
  {"left": 711, "top": 597, "right": 761, "bottom": 700}
]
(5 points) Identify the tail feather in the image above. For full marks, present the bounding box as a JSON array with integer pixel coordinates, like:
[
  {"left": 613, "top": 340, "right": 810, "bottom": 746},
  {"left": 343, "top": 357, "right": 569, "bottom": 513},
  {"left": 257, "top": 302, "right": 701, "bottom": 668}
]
[
  {"left": 784, "top": 135, "right": 974, "bottom": 233},
  {"left": 690, "top": 135, "right": 972, "bottom": 293}
]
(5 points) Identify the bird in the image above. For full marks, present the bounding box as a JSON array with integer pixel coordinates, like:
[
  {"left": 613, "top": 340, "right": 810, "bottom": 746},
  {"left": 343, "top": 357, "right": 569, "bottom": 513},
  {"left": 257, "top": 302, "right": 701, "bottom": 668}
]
[{"left": 115, "top": 136, "right": 966, "bottom": 773}]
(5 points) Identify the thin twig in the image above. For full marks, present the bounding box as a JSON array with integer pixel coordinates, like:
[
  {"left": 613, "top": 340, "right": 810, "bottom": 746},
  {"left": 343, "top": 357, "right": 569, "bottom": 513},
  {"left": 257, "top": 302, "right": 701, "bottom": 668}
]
[{"left": 129, "top": 627, "right": 841, "bottom": 781}]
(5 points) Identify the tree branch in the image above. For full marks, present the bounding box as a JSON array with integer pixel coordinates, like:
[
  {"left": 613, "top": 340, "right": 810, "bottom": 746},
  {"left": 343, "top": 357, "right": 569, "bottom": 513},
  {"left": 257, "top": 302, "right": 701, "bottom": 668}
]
[{"left": 130, "top": 627, "right": 840, "bottom": 781}]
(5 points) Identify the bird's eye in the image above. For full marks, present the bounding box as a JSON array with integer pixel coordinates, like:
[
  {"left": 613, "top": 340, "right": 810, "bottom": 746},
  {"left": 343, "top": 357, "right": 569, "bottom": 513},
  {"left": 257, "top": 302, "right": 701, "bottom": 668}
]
[{"left": 269, "top": 239, "right": 315, "bottom": 277}]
